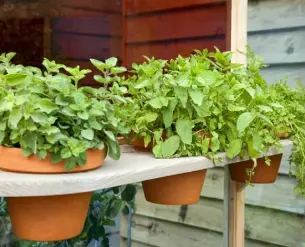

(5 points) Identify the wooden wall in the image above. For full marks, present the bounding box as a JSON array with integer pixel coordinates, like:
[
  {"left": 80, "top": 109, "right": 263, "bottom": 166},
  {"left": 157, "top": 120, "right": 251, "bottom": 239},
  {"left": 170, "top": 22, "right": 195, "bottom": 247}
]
[
  {"left": 120, "top": 0, "right": 305, "bottom": 246},
  {"left": 123, "top": 0, "right": 227, "bottom": 66}
]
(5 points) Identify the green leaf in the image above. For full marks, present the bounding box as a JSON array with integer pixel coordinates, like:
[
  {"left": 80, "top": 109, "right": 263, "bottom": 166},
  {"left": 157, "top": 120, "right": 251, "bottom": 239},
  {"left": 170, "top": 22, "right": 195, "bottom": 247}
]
[
  {"left": 258, "top": 105, "right": 272, "bottom": 112},
  {"left": 5, "top": 73, "right": 27, "bottom": 86},
  {"left": 102, "top": 237, "right": 110, "bottom": 247},
  {"left": 227, "top": 139, "right": 242, "bottom": 158},
  {"left": 81, "top": 128, "right": 94, "bottom": 140},
  {"left": 237, "top": 112, "right": 254, "bottom": 133},
  {"left": 252, "top": 133, "right": 262, "bottom": 151},
  {"left": 61, "top": 148, "right": 72, "bottom": 159},
  {"left": 90, "top": 58, "right": 106, "bottom": 71},
  {"left": 0, "top": 131, "right": 4, "bottom": 144},
  {"left": 245, "top": 87, "right": 255, "bottom": 98},
  {"left": 51, "top": 152, "right": 62, "bottom": 164},
  {"left": 22, "top": 148, "right": 33, "bottom": 157},
  {"left": 111, "top": 66, "right": 127, "bottom": 74},
  {"left": 189, "top": 89, "right": 204, "bottom": 106},
  {"left": 148, "top": 98, "right": 163, "bottom": 109},
  {"left": 163, "top": 100, "right": 177, "bottom": 128},
  {"left": 176, "top": 88, "right": 188, "bottom": 108},
  {"left": 228, "top": 104, "right": 246, "bottom": 112},
  {"left": 37, "top": 99, "right": 58, "bottom": 114},
  {"left": 65, "top": 158, "right": 77, "bottom": 171},
  {"left": 9, "top": 108, "right": 22, "bottom": 129},
  {"left": 37, "top": 150, "right": 47, "bottom": 159},
  {"left": 106, "top": 57, "right": 118, "bottom": 67},
  {"left": 0, "top": 121, "right": 6, "bottom": 131},
  {"left": 196, "top": 71, "right": 217, "bottom": 85},
  {"left": 176, "top": 119, "right": 192, "bottom": 145},
  {"left": 121, "top": 184, "right": 137, "bottom": 202},
  {"left": 270, "top": 103, "right": 283, "bottom": 108},
  {"left": 144, "top": 134, "right": 151, "bottom": 147},
  {"left": 161, "top": 135, "right": 180, "bottom": 158},
  {"left": 152, "top": 143, "right": 162, "bottom": 158},
  {"left": 31, "top": 112, "right": 48, "bottom": 123},
  {"left": 104, "top": 130, "right": 116, "bottom": 141},
  {"left": 210, "top": 137, "right": 220, "bottom": 152},
  {"left": 201, "top": 138, "right": 210, "bottom": 153},
  {"left": 143, "top": 112, "right": 158, "bottom": 123},
  {"left": 134, "top": 79, "right": 150, "bottom": 89},
  {"left": 25, "top": 134, "right": 38, "bottom": 153},
  {"left": 55, "top": 95, "right": 69, "bottom": 106},
  {"left": 107, "top": 139, "right": 120, "bottom": 160},
  {"left": 77, "top": 111, "right": 89, "bottom": 120}
]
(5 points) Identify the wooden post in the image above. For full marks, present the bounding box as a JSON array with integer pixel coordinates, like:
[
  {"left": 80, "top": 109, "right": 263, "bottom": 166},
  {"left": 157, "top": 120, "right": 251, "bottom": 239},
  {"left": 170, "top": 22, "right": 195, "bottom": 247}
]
[{"left": 224, "top": 1, "right": 248, "bottom": 247}]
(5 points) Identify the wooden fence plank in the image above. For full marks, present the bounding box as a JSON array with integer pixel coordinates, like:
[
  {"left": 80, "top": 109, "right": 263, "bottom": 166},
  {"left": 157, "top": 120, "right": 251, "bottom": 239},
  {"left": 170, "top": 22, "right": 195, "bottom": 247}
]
[
  {"left": 261, "top": 64, "right": 305, "bottom": 86},
  {"left": 125, "top": 0, "right": 226, "bottom": 15},
  {"left": 125, "top": 38, "right": 226, "bottom": 65},
  {"left": 130, "top": 189, "right": 305, "bottom": 247},
  {"left": 52, "top": 14, "right": 122, "bottom": 36},
  {"left": 61, "top": 0, "right": 122, "bottom": 13},
  {"left": 248, "top": 0, "right": 305, "bottom": 32},
  {"left": 52, "top": 33, "right": 122, "bottom": 60},
  {"left": 248, "top": 29, "right": 305, "bottom": 64},
  {"left": 203, "top": 168, "right": 305, "bottom": 214},
  {"left": 125, "top": 4, "right": 226, "bottom": 43},
  {"left": 121, "top": 238, "right": 155, "bottom": 247},
  {"left": 121, "top": 214, "right": 280, "bottom": 247}
]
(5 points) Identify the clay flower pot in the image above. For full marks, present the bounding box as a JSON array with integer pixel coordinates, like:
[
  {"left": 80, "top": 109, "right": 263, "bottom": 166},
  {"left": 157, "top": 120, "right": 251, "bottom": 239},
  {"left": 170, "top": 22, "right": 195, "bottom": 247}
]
[
  {"left": 0, "top": 146, "right": 104, "bottom": 241},
  {"left": 132, "top": 133, "right": 207, "bottom": 205},
  {"left": 228, "top": 154, "right": 283, "bottom": 183}
]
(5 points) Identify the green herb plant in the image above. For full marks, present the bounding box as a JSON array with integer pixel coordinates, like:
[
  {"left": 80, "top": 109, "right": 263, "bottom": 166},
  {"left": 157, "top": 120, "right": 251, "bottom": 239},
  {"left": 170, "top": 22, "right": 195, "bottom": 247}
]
[
  {"left": 112, "top": 48, "right": 283, "bottom": 166},
  {"left": 0, "top": 53, "right": 128, "bottom": 170}
]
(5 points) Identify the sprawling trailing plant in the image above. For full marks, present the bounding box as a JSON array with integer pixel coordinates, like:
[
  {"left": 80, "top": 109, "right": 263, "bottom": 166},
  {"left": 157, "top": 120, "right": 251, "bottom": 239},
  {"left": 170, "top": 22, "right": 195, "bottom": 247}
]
[
  {"left": 0, "top": 185, "right": 136, "bottom": 247},
  {"left": 0, "top": 53, "right": 128, "bottom": 170},
  {"left": 268, "top": 80, "right": 305, "bottom": 196},
  {"left": 112, "top": 48, "right": 283, "bottom": 164}
]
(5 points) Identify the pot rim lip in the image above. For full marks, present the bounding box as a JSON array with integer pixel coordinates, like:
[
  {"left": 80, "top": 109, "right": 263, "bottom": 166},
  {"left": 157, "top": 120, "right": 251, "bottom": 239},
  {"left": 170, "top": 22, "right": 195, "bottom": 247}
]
[{"left": 0, "top": 145, "right": 104, "bottom": 153}]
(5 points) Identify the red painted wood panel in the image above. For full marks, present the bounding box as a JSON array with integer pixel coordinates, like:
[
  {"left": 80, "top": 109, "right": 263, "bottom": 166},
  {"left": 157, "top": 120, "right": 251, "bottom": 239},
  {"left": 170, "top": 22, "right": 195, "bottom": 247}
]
[
  {"left": 125, "top": 0, "right": 226, "bottom": 15},
  {"left": 0, "top": 19, "right": 44, "bottom": 67},
  {"left": 53, "top": 14, "right": 122, "bottom": 36},
  {"left": 126, "top": 4, "right": 226, "bottom": 43},
  {"left": 61, "top": 0, "right": 122, "bottom": 13},
  {"left": 52, "top": 33, "right": 122, "bottom": 60},
  {"left": 125, "top": 38, "right": 226, "bottom": 66}
]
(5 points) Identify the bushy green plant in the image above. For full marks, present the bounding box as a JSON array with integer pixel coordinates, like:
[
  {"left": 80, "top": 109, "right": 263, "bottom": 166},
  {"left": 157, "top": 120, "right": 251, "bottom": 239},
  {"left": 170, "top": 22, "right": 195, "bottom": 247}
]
[
  {"left": 0, "top": 53, "right": 128, "bottom": 170},
  {"left": 0, "top": 184, "right": 136, "bottom": 247},
  {"left": 110, "top": 48, "right": 283, "bottom": 164}
]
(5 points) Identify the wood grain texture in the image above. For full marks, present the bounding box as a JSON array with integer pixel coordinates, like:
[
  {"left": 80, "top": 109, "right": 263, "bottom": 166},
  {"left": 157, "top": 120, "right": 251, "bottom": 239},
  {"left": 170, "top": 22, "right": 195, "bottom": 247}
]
[
  {"left": 52, "top": 14, "right": 122, "bottom": 36},
  {"left": 0, "top": 140, "right": 292, "bottom": 197},
  {"left": 121, "top": 214, "right": 280, "bottom": 247},
  {"left": 61, "top": 0, "right": 122, "bottom": 13},
  {"left": 125, "top": 189, "right": 305, "bottom": 247},
  {"left": 125, "top": 38, "right": 226, "bottom": 65},
  {"left": 52, "top": 33, "right": 122, "bottom": 60},
  {"left": 125, "top": 0, "right": 226, "bottom": 15},
  {"left": 203, "top": 168, "right": 305, "bottom": 214},
  {"left": 125, "top": 4, "right": 226, "bottom": 43},
  {"left": 248, "top": 29, "right": 305, "bottom": 64},
  {"left": 248, "top": 0, "right": 305, "bottom": 32},
  {"left": 226, "top": 1, "right": 248, "bottom": 246},
  {"left": 261, "top": 64, "right": 305, "bottom": 86}
]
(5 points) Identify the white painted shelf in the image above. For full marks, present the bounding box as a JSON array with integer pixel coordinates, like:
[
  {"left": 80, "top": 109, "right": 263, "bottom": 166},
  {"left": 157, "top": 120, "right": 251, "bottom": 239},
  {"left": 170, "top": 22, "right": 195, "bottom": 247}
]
[{"left": 0, "top": 139, "right": 293, "bottom": 197}]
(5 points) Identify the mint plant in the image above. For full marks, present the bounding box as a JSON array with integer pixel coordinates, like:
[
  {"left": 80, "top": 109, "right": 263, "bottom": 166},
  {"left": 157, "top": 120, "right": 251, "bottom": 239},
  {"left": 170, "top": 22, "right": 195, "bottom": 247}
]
[
  {"left": 0, "top": 53, "right": 128, "bottom": 170},
  {"left": 112, "top": 48, "right": 283, "bottom": 164}
]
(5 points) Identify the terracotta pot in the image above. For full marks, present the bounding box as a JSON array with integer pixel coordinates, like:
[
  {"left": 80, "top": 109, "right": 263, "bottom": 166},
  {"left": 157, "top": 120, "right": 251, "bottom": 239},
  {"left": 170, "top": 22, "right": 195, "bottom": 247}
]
[
  {"left": 117, "top": 136, "right": 129, "bottom": 145},
  {"left": 0, "top": 147, "right": 104, "bottom": 241},
  {"left": 142, "top": 169, "right": 207, "bottom": 205},
  {"left": 7, "top": 192, "right": 92, "bottom": 241},
  {"left": 0, "top": 146, "right": 104, "bottom": 173},
  {"left": 228, "top": 154, "right": 283, "bottom": 183}
]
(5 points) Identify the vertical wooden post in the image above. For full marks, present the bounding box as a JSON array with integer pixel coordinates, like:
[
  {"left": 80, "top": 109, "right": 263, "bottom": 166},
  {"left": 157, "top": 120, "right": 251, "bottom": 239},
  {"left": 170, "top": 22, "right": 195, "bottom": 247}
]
[{"left": 224, "top": 1, "right": 248, "bottom": 247}]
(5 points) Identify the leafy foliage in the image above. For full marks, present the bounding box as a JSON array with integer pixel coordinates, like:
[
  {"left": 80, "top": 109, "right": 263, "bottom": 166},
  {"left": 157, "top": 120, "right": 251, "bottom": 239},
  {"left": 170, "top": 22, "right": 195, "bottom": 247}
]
[
  {"left": 115, "top": 48, "right": 284, "bottom": 164},
  {"left": 0, "top": 53, "right": 128, "bottom": 170},
  {"left": 0, "top": 185, "right": 136, "bottom": 247}
]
